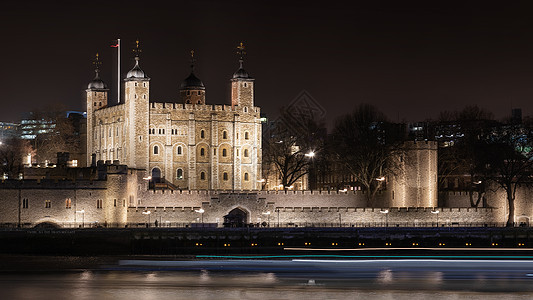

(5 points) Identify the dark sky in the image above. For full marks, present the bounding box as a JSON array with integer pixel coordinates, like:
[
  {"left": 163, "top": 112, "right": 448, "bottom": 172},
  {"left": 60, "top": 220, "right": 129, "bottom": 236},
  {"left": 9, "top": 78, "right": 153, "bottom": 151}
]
[{"left": 2, "top": 1, "right": 533, "bottom": 128}]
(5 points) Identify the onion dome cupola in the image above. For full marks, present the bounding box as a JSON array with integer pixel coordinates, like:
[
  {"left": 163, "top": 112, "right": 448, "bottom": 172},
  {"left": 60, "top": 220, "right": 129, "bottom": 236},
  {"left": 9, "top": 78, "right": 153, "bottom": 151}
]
[
  {"left": 232, "top": 42, "right": 253, "bottom": 80},
  {"left": 87, "top": 53, "right": 108, "bottom": 90},
  {"left": 180, "top": 50, "right": 206, "bottom": 105},
  {"left": 125, "top": 40, "right": 149, "bottom": 80}
]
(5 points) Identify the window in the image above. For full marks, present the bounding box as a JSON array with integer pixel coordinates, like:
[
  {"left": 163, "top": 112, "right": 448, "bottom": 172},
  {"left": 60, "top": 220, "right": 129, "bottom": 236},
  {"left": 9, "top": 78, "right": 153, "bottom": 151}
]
[
  {"left": 198, "top": 91, "right": 201, "bottom": 95},
  {"left": 143, "top": 82, "right": 146, "bottom": 87},
  {"left": 213, "top": 148, "right": 216, "bottom": 155},
  {"left": 223, "top": 172, "right": 228, "bottom": 181},
  {"left": 244, "top": 149, "right": 249, "bottom": 157},
  {"left": 200, "top": 148, "right": 205, "bottom": 156},
  {"left": 177, "top": 169, "right": 183, "bottom": 179},
  {"left": 245, "top": 132, "right": 249, "bottom": 140},
  {"left": 129, "top": 195, "right": 134, "bottom": 206},
  {"left": 187, "top": 91, "right": 190, "bottom": 95},
  {"left": 109, "top": 128, "right": 112, "bottom": 137},
  {"left": 22, "top": 198, "right": 28, "bottom": 209},
  {"left": 135, "top": 82, "right": 138, "bottom": 87},
  {"left": 222, "top": 149, "right": 227, "bottom": 157},
  {"left": 177, "top": 146, "right": 182, "bottom": 155},
  {"left": 200, "top": 172, "right": 206, "bottom": 180},
  {"left": 154, "top": 145, "right": 159, "bottom": 155},
  {"left": 244, "top": 107, "right": 248, "bottom": 112},
  {"left": 97, "top": 199, "right": 103, "bottom": 209},
  {"left": 244, "top": 83, "right": 247, "bottom": 87},
  {"left": 114, "top": 199, "right": 117, "bottom": 207},
  {"left": 244, "top": 173, "right": 249, "bottom": 181},
  {"left": 200, "top": 130, "right": 205, "bottom": 138},
  {"left": 223, "top": 131, "right": 227, "bottom": 139},
  {"left": 65, "top": 198, "right": 72, "bottom": 209},
  {"left": 158, "top": 129, "right": 162, "bottom": 134},
  {"left": 45, "top": 200, "right": 51, "bottom": 208}
]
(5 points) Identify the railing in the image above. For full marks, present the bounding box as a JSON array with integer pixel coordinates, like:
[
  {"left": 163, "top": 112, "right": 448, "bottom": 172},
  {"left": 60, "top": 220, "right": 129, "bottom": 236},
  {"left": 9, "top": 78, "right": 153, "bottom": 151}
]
[{"left": 0, "top": 221, "right": 519, "bottom": 229}]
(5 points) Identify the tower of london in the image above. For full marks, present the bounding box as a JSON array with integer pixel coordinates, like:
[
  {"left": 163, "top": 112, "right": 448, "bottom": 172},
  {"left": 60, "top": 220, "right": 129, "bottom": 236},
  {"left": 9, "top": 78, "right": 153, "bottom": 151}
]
[{"left": 86, "top": 42, "right": 262, "bottom": 190}]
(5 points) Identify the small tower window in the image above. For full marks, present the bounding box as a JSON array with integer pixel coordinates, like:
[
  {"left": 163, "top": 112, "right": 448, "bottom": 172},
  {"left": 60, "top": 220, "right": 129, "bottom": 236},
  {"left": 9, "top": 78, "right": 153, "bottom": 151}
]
[
  {"left": 143, "top": 82, "right": 146, "bottom": 87},
  {"left": 222, "top": 149, "right": 227, "bottom": 157},
  {"left": 135, "top": 82, "right": 138, "bottom": 87},
  {"left": 45, "top": 200, "right": 51, "bottom": 208},
  {"left": 154, "top": 145, "right": 159, "bottom": 155},
  {"left": 143, "top": 95, "right": 146, "bottom": 99},
  {"left": 200, "top": 130, "right": 205, "bottom": 139},
  {"left": 223, "top": 131, "right": 228, "bottom": 139},
  {"left": 198, "top": 91, "right": 201, "bottom": 95},
  {"left": 244, "top": 83, "right": 247, "bottom": 87},
  {"left": 200, "top": 148, "right": 205, "bottom": 156},
  {"left": 244, "top": 149, "right": 249, "bottom": 157},
  {"left": 177, "top": 146, "right": 182, "bottom": 155},
  {"left": 223, "top": 172, "right": 228, "bottom": 181},
  {"left": 177, "top": 169, "right": 183, "bottom": 179},
  {"left": 187, "top": 91, "right": 190, "bottom": 95},
  {"left": 200, "top": 172, "right": 206, "bottom": 180},
  {"left": 65, "top": 198, "right": 71, "bottom": 209},
  {"left": 245, "top": 132, "right": 249, "bottom": 140},
  {"left": 244, "top": 173, "right": 249, "bottom": 181}
]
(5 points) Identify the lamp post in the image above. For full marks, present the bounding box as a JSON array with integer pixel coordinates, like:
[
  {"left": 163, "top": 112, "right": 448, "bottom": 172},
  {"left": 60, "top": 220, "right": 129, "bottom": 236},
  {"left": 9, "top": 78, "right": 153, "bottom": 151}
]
[
  {"left": 380, "top": 209, "right": 389, "bottom": 227},
  {"left": 431, "top": 210, "right": 440, "bottom": 227},
  {"left": 142, "top": 210, "right": 151, "bottom": 227},
  {"left": 262, "top": 211, "right": 271, "bottom": 227},
  {"left": 76, "top": 209, "right": 85, "bottom": 228},
  {"left": 195, "top": 208, "right": 205, "bottom": 226}
]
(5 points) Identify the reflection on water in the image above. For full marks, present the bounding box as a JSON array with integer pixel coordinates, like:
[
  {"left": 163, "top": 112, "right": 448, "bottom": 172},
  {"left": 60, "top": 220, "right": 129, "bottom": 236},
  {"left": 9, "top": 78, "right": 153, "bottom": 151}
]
[{"left": 1, "top": 259, "right": 533, "bottom": 299}]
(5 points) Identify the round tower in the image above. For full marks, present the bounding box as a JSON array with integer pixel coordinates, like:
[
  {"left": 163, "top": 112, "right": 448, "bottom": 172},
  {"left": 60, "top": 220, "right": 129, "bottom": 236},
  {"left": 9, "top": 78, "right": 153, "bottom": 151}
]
[
  {"left": 179, "top": 50, "right": 206, "bottom": 105},
  {"left": 86, "top": 53, "right": 109, "bottom": 166}
]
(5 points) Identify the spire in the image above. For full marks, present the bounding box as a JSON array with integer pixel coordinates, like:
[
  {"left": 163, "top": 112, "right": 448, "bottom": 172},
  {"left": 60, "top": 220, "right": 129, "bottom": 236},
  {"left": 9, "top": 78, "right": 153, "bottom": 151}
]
[
  {"left": 180, "top": 50, "right": 205, "bottom": 90},
  {"left": 126, "top": 39, "right": 148, "bottom": 79},
  {"left": 236, "top": 42, "right": 246, "bottom": 69},
  {"left": 233, "top": 42, "right": 252, "bottom": 79},
  {"left": 88, "top": 52, "right": 107, "bottom": 89}
]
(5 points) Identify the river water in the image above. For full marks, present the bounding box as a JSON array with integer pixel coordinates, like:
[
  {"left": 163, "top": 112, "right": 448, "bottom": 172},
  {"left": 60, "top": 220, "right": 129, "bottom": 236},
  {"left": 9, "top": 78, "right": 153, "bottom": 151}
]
[{"left": 1, "top": 258, "right": 533, "bottom": 299}]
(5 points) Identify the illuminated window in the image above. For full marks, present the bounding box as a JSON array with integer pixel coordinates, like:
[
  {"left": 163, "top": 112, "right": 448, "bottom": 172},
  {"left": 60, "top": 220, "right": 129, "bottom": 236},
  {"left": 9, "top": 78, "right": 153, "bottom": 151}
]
[
  {"left": 65, "top": 198, "right": 71, "bottom": 209},
  {"left": 177, "top": 169, "right": 183, "bottom": 179},
  {"left": 45, "top": 200, "right": 51, "bottom": 208}
]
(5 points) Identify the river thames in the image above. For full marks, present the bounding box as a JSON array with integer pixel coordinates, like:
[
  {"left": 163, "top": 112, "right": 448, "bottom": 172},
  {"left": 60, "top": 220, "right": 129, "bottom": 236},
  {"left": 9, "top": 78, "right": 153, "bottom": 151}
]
[{"left": 1, "top": 258, "right": 533, "bottom": 299}]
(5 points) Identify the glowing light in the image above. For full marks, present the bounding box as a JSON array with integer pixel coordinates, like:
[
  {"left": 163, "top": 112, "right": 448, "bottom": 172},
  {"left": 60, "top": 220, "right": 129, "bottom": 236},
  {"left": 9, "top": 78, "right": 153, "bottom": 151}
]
[{"left": 305, "top": 151, "right": 315, "bottom": 157}]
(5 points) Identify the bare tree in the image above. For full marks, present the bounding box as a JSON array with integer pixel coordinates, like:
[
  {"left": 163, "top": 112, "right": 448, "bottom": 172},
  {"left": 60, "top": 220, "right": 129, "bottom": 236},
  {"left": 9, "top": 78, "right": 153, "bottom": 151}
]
[
  {"left": 333, "top": 104, "right": 403, "bottom": 205},
  {"left": 0, "top": 138, "right": 33, "bottom": 179}
]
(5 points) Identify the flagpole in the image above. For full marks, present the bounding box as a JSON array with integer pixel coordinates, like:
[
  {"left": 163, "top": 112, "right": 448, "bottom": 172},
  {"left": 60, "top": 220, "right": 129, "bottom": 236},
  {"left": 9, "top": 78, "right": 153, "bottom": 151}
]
[{"left": 117, "top": 38, "right": 121, "bottom": 104}]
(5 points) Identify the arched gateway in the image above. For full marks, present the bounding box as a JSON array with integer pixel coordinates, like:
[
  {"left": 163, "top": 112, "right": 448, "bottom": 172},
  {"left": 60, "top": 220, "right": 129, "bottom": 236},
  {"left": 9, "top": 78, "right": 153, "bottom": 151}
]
[{"left": 223, "top": 207, "right": 248, "bottom": 227}]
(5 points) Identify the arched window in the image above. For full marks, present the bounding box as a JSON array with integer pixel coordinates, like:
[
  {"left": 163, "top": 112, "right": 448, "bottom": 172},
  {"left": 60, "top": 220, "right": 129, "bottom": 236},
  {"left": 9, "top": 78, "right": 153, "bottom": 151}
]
[
  {"left": 223, "top": 172, "right": 228, "bottom": 181},
  {"left": 244, "top": 173, "right": 249, "bottom": 181},
  {"left": 200, "top": 130, "right": 205, "bottom": 139},
  {"left": 223, "top": 131, "right": 228, "bottom": 139},
  {"left": 200, "top": 148, "right": 205, "bottom": 156},
  {"left": 245, "top": 132, "right": 249, "bottom": 140},
  {"left": 200, "top": 172, "right": 206, "bottom": 180},
  {"left": 177, "top": 146, "right": 182, "bottom": 155},
  {"left": 222, "top": 148, "right": 227, "bottom": 157},
  {"left": 177, "top": 169, "right": 183, "bottom": 179},
  {"left": 244, "top": 149, "right": 249, "bottom": 157},
  {"left": 153, "top": 145, "right": 159, "bottom": 155}
]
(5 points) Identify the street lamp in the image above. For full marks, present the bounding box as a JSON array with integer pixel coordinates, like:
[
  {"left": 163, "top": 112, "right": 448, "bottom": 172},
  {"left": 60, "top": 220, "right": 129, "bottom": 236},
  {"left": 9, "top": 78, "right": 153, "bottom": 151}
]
[
  {"left": 431, "top": 210, "right": 440, "bottom": 227},
  {"left": 76, "top": 209, "right": 85, "bottom": 228},
  {"left": 380, "top": 209, "right": 389, "bottom": 227},
  {"left": 262, "top": 211, "right": 271, "bottom": 227},
  {"left": 142, "top": 210, "right": 151, "bottom": 226},
  {"left": 195, "top": 208, "right": 205, "bottom": 226}
]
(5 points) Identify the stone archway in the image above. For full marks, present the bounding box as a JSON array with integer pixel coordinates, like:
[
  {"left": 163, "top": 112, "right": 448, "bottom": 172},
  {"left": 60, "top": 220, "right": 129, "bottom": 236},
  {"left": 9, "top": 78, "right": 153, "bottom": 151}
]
[
  {"left": 151, "top": 167, "right": 161, "bottom": 183},
  {"left": 34, "top": 222, "right": 60, "bottom": 229},
  {"left": 223, "top": 207, "right": 248, "bottom": 227},
  {"left": 517, "top": 215, "right": 530, "bottom": 227}
]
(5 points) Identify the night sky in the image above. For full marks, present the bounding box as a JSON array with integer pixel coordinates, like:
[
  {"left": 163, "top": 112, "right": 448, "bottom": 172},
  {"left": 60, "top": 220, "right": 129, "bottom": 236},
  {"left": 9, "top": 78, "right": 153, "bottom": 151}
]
[{"left": 2, "top": 1, "right": 533, "bottom": 128}]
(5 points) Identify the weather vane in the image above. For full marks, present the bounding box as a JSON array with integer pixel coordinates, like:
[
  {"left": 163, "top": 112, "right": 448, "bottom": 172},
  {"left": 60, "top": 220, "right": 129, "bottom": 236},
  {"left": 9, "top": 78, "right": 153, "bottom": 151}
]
[
  {"left": 236, "top": 42, "right": 246, "bottom": 61},
  {"left": 133, "top": 39, "right": 142, "bottom": 57},
  {"left": 93, "top": 53, "right": 102, "bottom": 71},
  {"left": 190, "top": 50, "right": 196, "bottom": 71}
]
